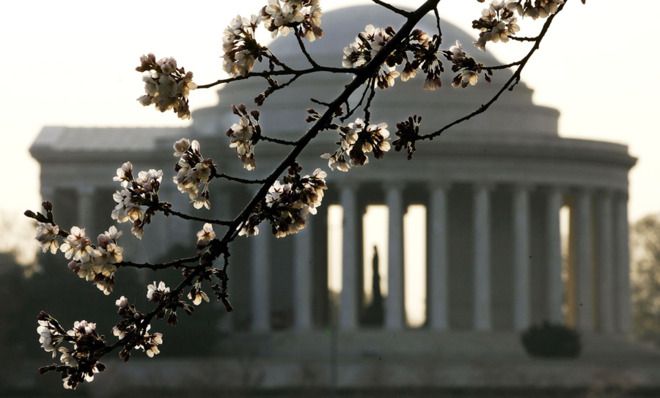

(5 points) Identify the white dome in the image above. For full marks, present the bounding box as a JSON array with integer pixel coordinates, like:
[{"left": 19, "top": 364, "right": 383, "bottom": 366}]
[{"left": 191, "top": 5, "right": 559, "bottom": 139}]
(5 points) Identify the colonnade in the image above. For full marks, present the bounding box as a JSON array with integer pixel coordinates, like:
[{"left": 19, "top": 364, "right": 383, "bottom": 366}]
[{"left": 59, "top": 180, "right": 632, "bottom": 335}]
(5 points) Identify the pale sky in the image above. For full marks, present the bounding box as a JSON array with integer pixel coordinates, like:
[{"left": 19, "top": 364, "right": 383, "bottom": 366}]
[{"left": 2, "top": 1, "right": 659, "bottom": 226}]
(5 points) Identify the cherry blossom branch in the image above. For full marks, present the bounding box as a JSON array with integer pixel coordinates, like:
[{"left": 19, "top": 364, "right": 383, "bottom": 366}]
[
  {"left": 418, "top": 0, "right": 565, "bottom": 141},
  {"left": 30, "top": 0, "right": 574, "bottom": 390}
]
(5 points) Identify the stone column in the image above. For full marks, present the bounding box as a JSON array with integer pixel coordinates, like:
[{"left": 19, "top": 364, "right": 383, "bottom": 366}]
[
  {"left": 573, "top": 190, "right": 594, "bottom": 332},
  {"left": 614, "top": 192, "right": 631, "bottom": 333},
  {"left": 546, "top": 187, "right": 564, "bottom": 324},
  {"left": 473, "top": 183, "right": 492, "bottom": 331},
  {"left": 312, "top": 204, "right": 330, "bottom": 328},
  {"left": 428, "top": 183, "right": 449, "bottom": 331},
  {"left": 385, "top": 183, "right": 405, "bottom": 330},
  {"left": 339, "top": 184, "right": 358, "bottom": 330},
  {"left": 293, "top": 217, "right": 313, "bottom": 331},
  {"left": 512, "top": 185, "right": 531, "bottom": 330},
  {"left": 77, "top": 186, "right": 96, "bottom": 232},
  {"left": 596, "top": 192, "right": 615, "bottom": 333},
  {"left": 251, "top": 224, "right": 270, "bottom": 332}
]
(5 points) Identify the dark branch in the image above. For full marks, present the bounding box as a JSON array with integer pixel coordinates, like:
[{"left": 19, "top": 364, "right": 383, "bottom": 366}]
[
  {"left": 160, "top": 206, "right": 232, "bottom": 226},
  {"left": 119, "top": 256, "right": 200, "bottom": 271},
  {"left": 434, "top": 7, "right": 442, "bottom": 40},
  {"left": 372, "top": 0, "right": 411, "bottom": 17},
  {"left": 295, "top": 28, "right": 320, "bottom": 68},
  {"left": 362, "top": 80, "right": 378, "bottom": 124},
  {"left": 509, "top": 35, "right": 539, "bottom": 42},
  {"left": 340, "top": 77, "right": 374, "bottom": 122},
  {"left": 196, "top": 65, "right": 358, "bottom": 90},
  {"left": 257, "top": 73, "right": 302, "bottom": 105},
  {"left": 212, "top": 172, "right": 267, "bottom": 184},
  {"left": 260, "top": 135, "right": 298, "bottom": 146}
]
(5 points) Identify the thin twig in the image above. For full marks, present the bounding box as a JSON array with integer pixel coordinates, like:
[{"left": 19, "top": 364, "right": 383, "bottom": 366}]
[
  {"left": 362, "top": 80, "right": 378, "bottom": 124},
  {"left": 257, "top": 73, "right": 303, "bottom": 105},
  {"left": 260, "top": 135, "right": 298, "bottom": 146},
  {"left": 162, "top": 207, "right": 232, "bottom": 226},
  {"left": 372, "top": 0, "right": 411, "bottom": 17},
  {"left": 295, "top": 28, "right": 320, "bottom": 68},
  {"left": 482, "top": 60, "right": 523, "bottom": 71},
  {"left": 196, "top": 65, "right": 358, "bottom": 90},
  {"left": 340, "top": 77, "right": 374, "bottom": 122},
  {"left": 310, "top": 98, "right": 331, "bottom": 107},
  {"left": 213, "top": 172, "right": 267, "bottom": 184},
  {"left": 509, "top": 35, "right": 538, "bottom": 42},
  {"left": 433, "top": 7, "right": 442, "bottom": 40},
  {"left": 119, "top": 256, "right": 200, "bottom": 271}
]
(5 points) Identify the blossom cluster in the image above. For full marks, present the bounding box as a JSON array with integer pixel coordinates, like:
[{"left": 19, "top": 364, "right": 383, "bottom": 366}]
[
  {"left": 147, "top": 281, "right": 171, "bottom": 303},
  {"left": 173, "top": 138, "right": 216, "bottom": 210},
  {"left": 35, "top": 223, "right": 124, "bottom": 295},
  {"left": 36, "top": 312, "right": 107, "bottom": 390},
  {"left": 485, "top": 0, "right": 566, "bottom": 19},
  {"left": 112, "top": 296, "right": 164, "bottom": 360},
  {"left": 261, "top": 0, "right": 323, "bottom": 41},
  {"left": 445, "top": 41, "right": 490, "bottom": 88},
  {"left": 401, "top": 29, "right": 443, "bottom": 90},
  {"left": 343, "top": 25, "right": 399, "bottom": 89},
  {"left": 223, "top": 15, "right": 264, "bottom": 77},
  {"left": 223, "top": 1, "right": 324, "bottom": 77},
  {"left": 145, "top": 280, "right": 195, "bottom": 325},
  {"left": 473, "top": 1, "right": 520, "bottom": 49},
  {"left": 136, "top": 54, "right": 196, "bottom": 119},
  {"left": 392, "top": 115, "right": 422, "bottom": 160},
  {"left": 227, "top": 104, "right": 261, "bottom": 170},
  {"left": 322, "top": 118, "right": 391, "bottom": 172},
  {"left": 66, "top": 226, "right": 124, "bottom": 295},
  {"left": 474, "top": 0, "right": 565, "bottom": 49},
  {"left": 239, "top": 165, "right": 327, "bottom": 237},
  {"left": 112, "top": 161, "right": 163, "bottom": 238},
  {"left": 343, "top": 25, "right": 444, "bottom": 90},
  {"left": 35, "top": 222, "right": 60, "bottom": 254}
]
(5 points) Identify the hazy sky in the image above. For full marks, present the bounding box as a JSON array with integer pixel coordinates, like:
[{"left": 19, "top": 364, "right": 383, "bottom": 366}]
[{"left": 2, "top": 0, "right": 659, "bottom": 223}]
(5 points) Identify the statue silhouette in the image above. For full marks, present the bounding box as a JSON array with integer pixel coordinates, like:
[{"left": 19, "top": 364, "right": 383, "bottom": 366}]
[{"left": 362, "top": 245, "right": 384, "bottom": 326}]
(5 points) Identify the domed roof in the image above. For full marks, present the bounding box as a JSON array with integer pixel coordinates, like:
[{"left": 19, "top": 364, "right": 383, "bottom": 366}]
[
  {"left": 191, "top": 5, "right": 559, "bottom": 139},
  {"left": 267, "top": 5, "right": 499, "bottom": 67}
]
